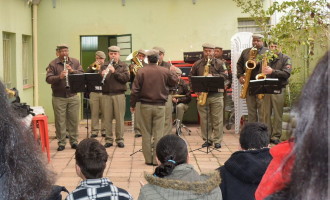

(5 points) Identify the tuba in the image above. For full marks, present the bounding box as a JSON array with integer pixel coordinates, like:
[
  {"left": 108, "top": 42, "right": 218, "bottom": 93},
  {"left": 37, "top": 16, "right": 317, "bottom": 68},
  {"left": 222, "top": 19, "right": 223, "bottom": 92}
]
[
  {"left": 131, "top": 51, "right": 144, "bottom": 75},
  {"left": 255, "top": 52, "right": 268, "bottom": 99},
  {"left": 240, "top": 47, "right": 258, "bottom": 99},
  {"left": 197, "top": 57, "right": 211, "bottom": 106}
]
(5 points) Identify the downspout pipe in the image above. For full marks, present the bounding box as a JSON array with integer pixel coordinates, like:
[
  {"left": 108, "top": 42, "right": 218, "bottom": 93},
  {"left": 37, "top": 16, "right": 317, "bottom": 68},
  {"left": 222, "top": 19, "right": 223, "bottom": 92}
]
[{"left": 32, "top": 3, "right": 38, "bottom": 106}]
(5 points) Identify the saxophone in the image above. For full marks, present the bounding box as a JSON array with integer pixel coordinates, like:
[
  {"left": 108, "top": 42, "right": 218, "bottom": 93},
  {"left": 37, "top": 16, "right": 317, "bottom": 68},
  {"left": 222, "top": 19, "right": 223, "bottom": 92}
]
[
  {"left": 240, "top": 47, "right": 257, "bottom": 99},
  {"left": 255, "top": 52, "right": 268, "bottom": 99},
  {"left": 197, "top": 57, "right": 211, "bottom": 106},
  {"left": 131, "top": 51, "right": 143, "bottom": 75}
]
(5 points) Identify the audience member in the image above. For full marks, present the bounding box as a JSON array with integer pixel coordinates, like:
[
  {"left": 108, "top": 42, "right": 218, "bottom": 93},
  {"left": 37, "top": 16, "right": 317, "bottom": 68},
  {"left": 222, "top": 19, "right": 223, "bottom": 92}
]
[
  {"left": 0, "top": 80, "right": 55, "bottom": 199},
  {"left": 257, "top": 51, "right": 329, "bottom": 200},
  {"left": 65, "top": 138, "right": 133, "bottom": 200},
  {"left": 217, "top": 122, "right": 272, "bottom": 200},
  {"left": 138, "top": 134, "right": 222, "bottom": 200}
]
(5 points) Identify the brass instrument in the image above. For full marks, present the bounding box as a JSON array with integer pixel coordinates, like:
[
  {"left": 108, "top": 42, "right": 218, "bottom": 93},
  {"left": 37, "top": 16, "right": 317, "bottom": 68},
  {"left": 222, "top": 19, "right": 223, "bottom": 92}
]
[
  {"left": 6, "top": 88, "right": 16, "bottom": 98},
  {"left": 89, "top": 61, "right": 101, "bottom": 72},
  {"left": 101, "top": 59, "right": 114, "bottom": 85},
  {"left": 255, "top": 52, "right": 268, "bottom": 99},
  {"left": 131, "top": 51, "right": 143, "bottom": 75},
  {"left": 240, "top": 47, "right": 258, "bottom": 99},
  {"left": 64, "top": 56, "right": 70, "bottom": 88},
  {"left": 197, "top": 57, "right": 211, "bottom": 106}
]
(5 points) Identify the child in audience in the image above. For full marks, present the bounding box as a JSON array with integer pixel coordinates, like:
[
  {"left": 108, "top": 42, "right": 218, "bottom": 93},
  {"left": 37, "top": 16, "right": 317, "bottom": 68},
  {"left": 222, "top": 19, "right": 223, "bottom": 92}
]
[
  {"left": 65, "top": 138, "right": 133, "bottom": 200},
  {"left": 217, "top": 122, "right": 272, "bottom": 200}
]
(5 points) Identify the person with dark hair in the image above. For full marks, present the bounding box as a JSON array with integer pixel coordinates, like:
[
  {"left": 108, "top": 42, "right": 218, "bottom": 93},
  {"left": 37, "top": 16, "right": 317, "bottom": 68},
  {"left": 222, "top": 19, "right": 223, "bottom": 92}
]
[
  {"left": 258, "top": 51, "right": 329, "bottom": 200},
  {"left": 46, "top": 44, "right": 84, "bottom": 151},
  {"left": 217, "top": 122, "right": 272, "bottom": 200},
  {"left": 138, "top": 134, "right": 222, "bottom": 199},
  {"left": 0, "top": 80, "right": 55, "bottom": 199},
  {"left": 65, "top": 138, "right": 133, "bottom": 200},
  {"left": 262, "top": 42, "right": 292, "bottom": 144},
  {"left": 130, "top": 49, "right": 178, "bottom": 166}
]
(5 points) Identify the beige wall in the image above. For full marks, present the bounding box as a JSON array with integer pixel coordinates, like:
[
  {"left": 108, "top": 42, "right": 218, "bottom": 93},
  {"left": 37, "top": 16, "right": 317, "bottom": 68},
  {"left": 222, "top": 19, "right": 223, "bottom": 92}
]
[
  {"left": 0, "top": 0, "right": 34, "bottom": 106},
  {"left": 37, "top": 0, "right": 249, "bottom": 122}
]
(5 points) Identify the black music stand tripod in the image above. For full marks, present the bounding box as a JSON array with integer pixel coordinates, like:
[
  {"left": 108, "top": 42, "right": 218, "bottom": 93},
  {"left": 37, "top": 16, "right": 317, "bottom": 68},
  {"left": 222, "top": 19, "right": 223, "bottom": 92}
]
[
  {"left": 190, "top": 76, "right": 224, "bottom": 154},
  {"left": 172, "top": 99, "right": 191, "bottom": 136},
  {"left": 69, "top": 73, "right": 103, "bottom": 138}
]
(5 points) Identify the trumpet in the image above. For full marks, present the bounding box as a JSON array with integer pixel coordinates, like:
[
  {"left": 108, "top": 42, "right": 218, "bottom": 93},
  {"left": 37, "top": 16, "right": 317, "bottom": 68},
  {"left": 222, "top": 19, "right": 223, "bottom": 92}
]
[
  {"left": 101, "top": 59, "right": 114, "bottom": 85},
  {"left": 89, "top": 61, "right": 101, "bottom": 71},
  {"left": 64, "top": 56, "right": 70, "bottom": 88}
]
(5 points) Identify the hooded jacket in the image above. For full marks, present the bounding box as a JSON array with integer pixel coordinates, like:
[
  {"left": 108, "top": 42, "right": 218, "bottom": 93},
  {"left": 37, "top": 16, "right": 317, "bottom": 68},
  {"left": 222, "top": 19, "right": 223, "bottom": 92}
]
[
  {"left": 217, "top": 148, "right": 272, "bottom": 200},
  {"left": 138, "top": 164, "right": 222, "bottom": 200}
]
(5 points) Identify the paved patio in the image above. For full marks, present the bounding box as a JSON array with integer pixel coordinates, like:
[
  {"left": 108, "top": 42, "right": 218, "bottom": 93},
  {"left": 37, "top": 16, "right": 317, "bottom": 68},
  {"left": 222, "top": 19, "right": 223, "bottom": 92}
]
[{"left": 45, "top": 121, "right": 240, "bottom": 199}]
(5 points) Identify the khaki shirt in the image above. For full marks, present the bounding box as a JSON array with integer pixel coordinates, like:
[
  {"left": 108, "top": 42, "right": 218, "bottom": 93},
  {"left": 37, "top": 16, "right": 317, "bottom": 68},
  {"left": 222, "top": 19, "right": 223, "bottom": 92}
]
[{"left": 46, "top": 57, "right": 84, "bottom": 98}]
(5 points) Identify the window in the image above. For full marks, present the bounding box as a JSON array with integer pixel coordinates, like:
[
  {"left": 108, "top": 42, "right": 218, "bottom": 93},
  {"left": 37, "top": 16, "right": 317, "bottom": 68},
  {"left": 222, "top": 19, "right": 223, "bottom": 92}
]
[
  {"left": 22, "top": 35, "right": 33, "bottom": 86},
  {"left": 237, "top": 18, "right": 270, "bottom": 33},
  {"left": 2, "top": 32, "right": 16, "bottom": 89}
]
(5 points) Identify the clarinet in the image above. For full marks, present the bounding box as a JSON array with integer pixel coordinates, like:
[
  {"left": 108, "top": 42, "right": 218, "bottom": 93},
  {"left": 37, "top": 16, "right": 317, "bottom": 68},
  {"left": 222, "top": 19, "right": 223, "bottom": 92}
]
[
  {"left": 64, "top": 56, "right": 70, "bottom": 88},
  {"left": 101, "top": 58, "right": 114, "bottom": 85}
]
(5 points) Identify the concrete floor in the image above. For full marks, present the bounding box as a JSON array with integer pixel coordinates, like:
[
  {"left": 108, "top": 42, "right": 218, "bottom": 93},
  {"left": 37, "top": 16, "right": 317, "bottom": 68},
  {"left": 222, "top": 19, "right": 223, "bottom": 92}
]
[{"left": 44, "top": 121, "right": 240, "bottom": 199}]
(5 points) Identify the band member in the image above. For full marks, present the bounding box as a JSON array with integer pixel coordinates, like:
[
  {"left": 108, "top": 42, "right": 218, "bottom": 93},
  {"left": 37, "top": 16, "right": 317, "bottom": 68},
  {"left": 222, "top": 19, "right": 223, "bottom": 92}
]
[
  {"left": 237, "top": 33, "right": 268, "bottom": 122},
  {"left": 128, "top": 49, "right": 146, "bottom": 138},
  {"left": 172, "top": 67, "right": 191, "bottom": 122},
  {"left": 152, "top": 46, "right": 173, "bottom": 135},
  {"left": 46, "top": 44, "right": 84, "bottom": 151},
  {"left": 214, "top": 46, "right": 224, "bottom": 60},
  {"left": 86, "top": 51, "right": 106, "bottom": 138},
  {"left": 189, "top": 43, "right": 228, "bottom": 149},
  {"left": 101, "top": 46, "right": 130, "bottom": 148},
  {"left": 262, "top": 42, "right": 292, "bottom": 144},
  {"left": 130, "top": 49, "right": 178, "bottom": 165}
]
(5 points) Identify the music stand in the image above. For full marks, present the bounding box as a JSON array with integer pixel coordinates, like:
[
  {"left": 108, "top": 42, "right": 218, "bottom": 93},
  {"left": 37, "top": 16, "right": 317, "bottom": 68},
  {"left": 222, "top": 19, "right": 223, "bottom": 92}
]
[
  {"left": 248, "top": 78, "right": 282, "bottom": 95},
  {"left": 190, "top": 76, "right": 224, "bottom": 154},
  {"left": 68, "top": 73, "right": 103, "bottom": 138}
]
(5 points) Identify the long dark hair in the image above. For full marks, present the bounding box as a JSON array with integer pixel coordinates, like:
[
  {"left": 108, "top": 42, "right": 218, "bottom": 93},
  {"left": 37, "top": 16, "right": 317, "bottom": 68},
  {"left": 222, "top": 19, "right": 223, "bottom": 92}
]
[
  {"left": 0, "top": 81, "right": 55, "bottom": 199},
  {"left": 154, "top": 134, "right": 188, "bottom": 178},
  {"left": 273, "top": 51, "right": 328, "bottom": 199}
]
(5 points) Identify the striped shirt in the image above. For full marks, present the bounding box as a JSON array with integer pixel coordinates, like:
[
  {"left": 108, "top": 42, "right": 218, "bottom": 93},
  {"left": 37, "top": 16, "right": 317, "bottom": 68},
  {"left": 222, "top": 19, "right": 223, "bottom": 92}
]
[{"left": 65, "top": 178, "right": 133, "bottom": 200}]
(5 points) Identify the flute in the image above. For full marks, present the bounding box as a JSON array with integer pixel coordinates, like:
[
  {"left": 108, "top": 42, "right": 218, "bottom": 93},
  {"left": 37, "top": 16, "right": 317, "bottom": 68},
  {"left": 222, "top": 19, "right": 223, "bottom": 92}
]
[{"left": 101, "top": 58, "right": 114, "bottom": 85}]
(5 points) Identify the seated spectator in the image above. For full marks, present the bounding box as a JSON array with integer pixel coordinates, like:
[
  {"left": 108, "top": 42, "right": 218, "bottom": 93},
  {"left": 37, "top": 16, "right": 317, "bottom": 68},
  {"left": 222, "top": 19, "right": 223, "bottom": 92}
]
[
  {"left": 261, "top": 51, "right": 328, "bottom": 200},
  {"left": 0, "top": 80, "right": 55, "bottom": 199},
  {"left": 138, "top": 134, "right": 222, "bottom": 200},
  {"left": 65, "top": 138, "right": 133, "bottom": 200},
  {"left": 217, "top": 122, "right": 272, "bottom": 200}
]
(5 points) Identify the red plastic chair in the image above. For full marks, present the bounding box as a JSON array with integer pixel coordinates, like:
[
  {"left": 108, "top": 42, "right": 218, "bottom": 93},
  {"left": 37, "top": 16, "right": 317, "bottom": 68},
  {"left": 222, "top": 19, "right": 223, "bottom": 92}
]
[{"left": 32, "top": 115, "right": 50, "bottom": 162}]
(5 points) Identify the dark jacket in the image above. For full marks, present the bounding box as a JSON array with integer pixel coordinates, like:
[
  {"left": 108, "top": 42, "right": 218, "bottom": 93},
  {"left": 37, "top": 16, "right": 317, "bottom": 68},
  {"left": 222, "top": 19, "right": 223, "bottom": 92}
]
[
  {"left": 217, "top": 148, "right": 272, "bottom": 200},
  {"left": 130, "top": 63, "right": 178, "bottom": 107},
  {"left": 138, "top": 164, "right": 222, "bottom": 200},
  {"left": 100, "top": 60, "right": 129, "bottom": 94},
  {"left": 159, "top": 60, "right": 171, "bottom": 69},
  {"left": 173, "top": 79, "right": 191, "bottom": 104},
  {"left": 46, "top": 57, "right": 84, "bottom": 98},
  {"left": 267, "top": 53, "right": 292, "bottom": 87},
  {"left": 236, "top": 46, "right": 268, "bottom": 80}
]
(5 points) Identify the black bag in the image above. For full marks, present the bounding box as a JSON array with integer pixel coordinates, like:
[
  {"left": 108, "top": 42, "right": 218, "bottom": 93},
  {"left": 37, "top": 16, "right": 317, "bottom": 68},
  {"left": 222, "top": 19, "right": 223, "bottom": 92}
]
[
  {"left": 46, "top": 185, "right": 69, "bottom": 200},
  {"left": 9, "top": 87, "right": 33, "bottom": 118}
]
